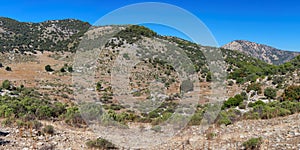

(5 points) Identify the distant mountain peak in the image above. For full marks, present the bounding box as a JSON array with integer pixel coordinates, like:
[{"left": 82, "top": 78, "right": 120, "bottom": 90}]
[{"left": 222, "top": 40, "right": 300, "bottom": 65}]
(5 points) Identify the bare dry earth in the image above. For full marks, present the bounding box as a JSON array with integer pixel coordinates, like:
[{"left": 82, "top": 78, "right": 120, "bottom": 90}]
[{"left": 0, "top": 113, "right": 299, "bottom": 149}]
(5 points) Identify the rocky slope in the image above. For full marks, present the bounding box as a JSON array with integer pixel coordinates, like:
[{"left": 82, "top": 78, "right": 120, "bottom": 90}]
[
  {"left": 222, "top": 40, "right": 300, "bottom": 65},
  {"left": 0, "top": 113, "right": 299, "bottom": 149},
  {"left": 154, "top": 113, "right": 300, "bottom": 150}
]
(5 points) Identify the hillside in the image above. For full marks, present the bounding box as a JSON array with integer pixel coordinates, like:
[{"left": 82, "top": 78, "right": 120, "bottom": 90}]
[
  {"left": 0, "top": 17, "right": 91, "bottom": 52},
  {"left": 222, "top": 40, "right": 300, "bottom": 65},
  {"left": 0, "top": 18, "right": 300, "bottom": 149}
]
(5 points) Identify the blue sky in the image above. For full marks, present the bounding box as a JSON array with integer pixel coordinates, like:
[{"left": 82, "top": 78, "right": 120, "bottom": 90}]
[{"left": 0, "top": 0, "right": 300, "bottom": 51}]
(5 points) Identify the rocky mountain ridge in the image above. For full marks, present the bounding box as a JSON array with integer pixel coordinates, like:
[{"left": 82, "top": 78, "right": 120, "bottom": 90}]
[{"left": 222, "top": 40, "right": 300, "bottom": 65}]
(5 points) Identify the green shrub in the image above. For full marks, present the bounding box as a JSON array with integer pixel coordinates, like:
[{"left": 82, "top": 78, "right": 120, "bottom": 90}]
[
  {"left": 5, "top": 66, "right": 11, "bottom": 71},
  {"left": 30, "top": 120, "right": 43, "bottom": 130},
  {"left": 188, "top": 110, "right": 204, "bottom": 125},
  {"left": 86, "top": 138, "right": 117, "bottom": 149},
  {"left": 151, "top": 125, "right": 162, "bottom": 132},
  {"left": 283, "top": 85, "right": 300, "bottom": 101},
  {"left": 43, "top": 125, "right": 54, "bottom": 135},
  {"left": 246, "top": 100, "right": 300, "bottom": 120},
  {"left": 123, "top": 53, "right": 130, "bottom": 60},
  {"left": 216, "top": 111, "right": 232, "bottom": 126},
  {"left": 239, "top": 103, "right": 246, "bottom": 109},
  {"left": 67, "top": 66, "right": 73, "bottom": 72},
  {"left": 96, "top": 82, "right": 102, "bottom": 91},
  {"left": 63, "top": 106, "right": 85, "bottom": 127},
  {"left": 36, "top": 106, "right": 54, "bottom": 120},
  {"left": 242, "top": 137, "right": 262, "bottom": 150},
  {"left": 206, "top": 72, "right": 212, "bottom": 82},
  {"left": 264, "top": 87, "right": 277, "bottom": 99},
  {"left": 206, "top": 132, "right": 217, "bottom": 140},
  {"left": 2, "top": 80, "right": 11, "bottom": 90},
  {"left": 246, "top": 83, "right": 262, "bottom": 94},
  {"left": 45, "top": 65, "right": 54, "bottom": 72},
  {"left": 222, "top": 94, "right": 244, "bottom": 109},
  {"left": 60, "top": 67, "right": 66, "bottom": 72},
  {"left": 114, "top": 25, "right": 157, "bottom": 44},
  {"left": 248, "top": 100, "right": 265, "bottom": 108},
  {"left": 272, "top": 76, "right": 284, "bottom": 85}
]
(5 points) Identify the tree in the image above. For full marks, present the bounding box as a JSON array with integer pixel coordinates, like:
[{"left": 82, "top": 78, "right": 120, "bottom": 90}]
[
  {"left": 264, "top": 87, "right": 277, "bottom": 99},
  {"left": 45, "top": 65, "right": 54, "bottom": 72}
]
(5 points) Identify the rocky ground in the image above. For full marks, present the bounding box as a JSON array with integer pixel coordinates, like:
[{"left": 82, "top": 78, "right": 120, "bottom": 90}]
[
  {"left": 155, "top": 113, "right": 300, "bottom": 150},
  {"left": 0, "top": 113, "right": 299, "bottom": 149}
]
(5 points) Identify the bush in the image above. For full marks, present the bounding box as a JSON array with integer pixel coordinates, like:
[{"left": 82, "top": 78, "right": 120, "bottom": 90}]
[
  {"left": 272, "top": 76, "right": 284, "bottom": 85},
  {"left": 222, "top": 94, "right": 244, "bottom": 109},
  {"left": 67, "top": 66, "right": 73, "bottom": 72},
  {"left": 2, "top": 80, "right": 11, "bottom": 90},
  {"left": 31, "top": 120, "right": 43, "bottom": 130},
  {"left": 283, "top": 85, "right": 300, "bottom": 101},
  {"left": 96, "top": 82, "right": 102, "bottom": 91},
  {"left": 228, "top": 80, "right": 234, "bottom": 86},
  {"left": 188, "top": 110, "right": 203, "bottom": 125},
  {"left": 248, "top": 100, "right": 265, "bottom": 108},
  {"left": 0, "top": 92, "right": 67, "bottom": 122},
  {"left": 264, "top": 87, "right": 277, "bottom": 99},
  {"left": 43, "top": 125, "right": 54, "bottom": 135},
  {"left": 5, "top": 66, "right": 11, "bottom": 71},
  {"left": 60, "top": 67, "right": 66, "bottom": 72},
  {"left": 246, "top": 83, "right": 262, "bottom": 94},
  {"left": 45, "top": 65, "right": 54, "bottom": 72},
  {"left": 206, "top": 132, "right": 217, "bottom": 140},
  {"left": 217, "top": 111, "right": 232, "bottom": 126},
  {"left": 242, "top": 137, "right": 262, "bottom": 150},
  {"left": 239, "top": 102, "right": 246, "bottom": 109},
  {"left": 63, "top": 106, "right": 85, "bottom": 127},
  {"left": 36, "top": 106, "right": 54, "bottom": 119},
  {"left": 86, "top": 138, "right": 116, "bottom": 149},
  {"left": 246, "top": 100, "right": 300, "bottom": 120},
  {"left": 151, "top": 125, "right": 162, "bottom": 132},
  {"left": 206, "top": 72, "right": 212, "bottom": 82}
]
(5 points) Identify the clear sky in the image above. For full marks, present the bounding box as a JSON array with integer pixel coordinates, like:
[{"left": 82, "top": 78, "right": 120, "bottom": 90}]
[{"left": 0, "top": 0, "right": 299, "bottom": 51}]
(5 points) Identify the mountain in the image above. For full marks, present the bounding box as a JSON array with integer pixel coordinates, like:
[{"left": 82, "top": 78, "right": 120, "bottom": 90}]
[
  {"left": 0, "top": 17, "right": 91, "bottom": 52},
  {"left": 222, "top": 40, "right": 300, "bottom": 65},
  {"left": 1, "top": 17, "right": 300, "bottom": 149}
]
